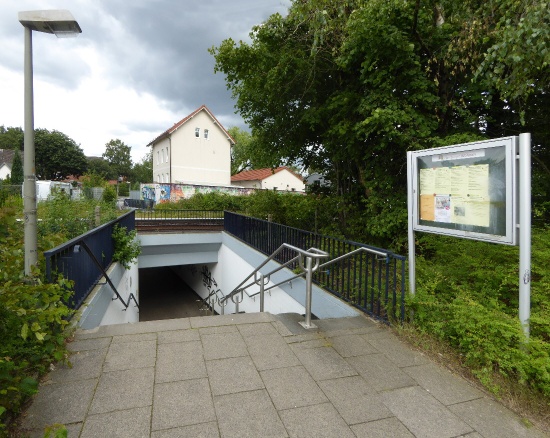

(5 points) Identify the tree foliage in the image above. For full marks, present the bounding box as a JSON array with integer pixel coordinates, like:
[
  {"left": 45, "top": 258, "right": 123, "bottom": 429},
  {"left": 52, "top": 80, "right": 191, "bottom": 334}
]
[
  {"left": 130, "top": 150, "right": 153, "bottom": 184},
  {"left": 9, "top": 151, "right": 23, "bottom": 185},
  {"left": 87, "top": 157, "right": 116, "bottom": 180},
  {"left": 103, "top": 139, "right": 133, "bottom": 178},
  {"left": 35, "top": 129, "right": 87, "bottom": 180},
  {"left": 0, "top": 126, "right": 23, "bottom": 151},
  {"left": 211, "top": 0, "right": 550, "bottom": 244}
]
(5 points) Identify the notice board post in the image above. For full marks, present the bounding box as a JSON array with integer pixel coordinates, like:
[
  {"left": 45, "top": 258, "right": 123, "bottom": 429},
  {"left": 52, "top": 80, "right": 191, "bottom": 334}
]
[{"left": 407, "top": 135, "right": 531, "bottom": 338}]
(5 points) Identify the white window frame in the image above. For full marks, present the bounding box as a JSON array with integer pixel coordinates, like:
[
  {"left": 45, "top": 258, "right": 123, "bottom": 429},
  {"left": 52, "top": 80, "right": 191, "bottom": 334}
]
[
  {"left": 195, "top": 128, "right": 200, "bottom": 138},
  {"left": 204, "top": 129, "right": 209, "bottom": 139}
]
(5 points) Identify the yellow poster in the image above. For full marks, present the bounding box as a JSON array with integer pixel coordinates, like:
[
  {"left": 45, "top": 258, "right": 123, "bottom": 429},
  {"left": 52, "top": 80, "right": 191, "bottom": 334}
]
[
  {"left": 450, "top": 166, "right": 468, "bottom": 196},
  {"left": 468, "top": 164, "right": 489, "bottom": 196},
  {"left": 465, "top": 196, "right": 491, "bottom": 227},
  {"left": 434, "top": 167, "right": 451, "bottom": 194},
  {"left": 419, "top": 168, "right": 435, "bottom": 195},
  {"left": 420, "top": 194, "right": 435, "bottom": 221}
]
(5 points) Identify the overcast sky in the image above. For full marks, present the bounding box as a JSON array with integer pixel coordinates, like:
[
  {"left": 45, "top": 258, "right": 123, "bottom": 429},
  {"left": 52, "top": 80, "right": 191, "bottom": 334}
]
[{"left": 0, "top": 0, "right": 291, "bottom": 162}]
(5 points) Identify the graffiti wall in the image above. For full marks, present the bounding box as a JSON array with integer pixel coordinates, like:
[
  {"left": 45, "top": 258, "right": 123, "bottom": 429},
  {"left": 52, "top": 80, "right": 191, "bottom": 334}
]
[{"left": 140, "top": 183, "right": 255, "bottom": 204}]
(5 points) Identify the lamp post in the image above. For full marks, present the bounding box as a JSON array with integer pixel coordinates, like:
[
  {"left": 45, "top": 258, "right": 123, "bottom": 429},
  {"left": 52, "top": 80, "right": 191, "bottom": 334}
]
[{"left": 18, "top": 10, "right": 81, "bottom": 276}]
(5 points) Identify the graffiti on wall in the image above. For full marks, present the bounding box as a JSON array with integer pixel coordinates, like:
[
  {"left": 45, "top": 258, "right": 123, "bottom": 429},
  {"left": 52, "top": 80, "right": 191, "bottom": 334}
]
[{"left": 140, "top": 183, "right": 255, "bottom": 204}]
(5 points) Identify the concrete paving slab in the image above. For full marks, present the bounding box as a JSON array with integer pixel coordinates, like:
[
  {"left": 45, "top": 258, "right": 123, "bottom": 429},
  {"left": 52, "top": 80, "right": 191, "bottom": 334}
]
[
  {"left": 279, "top": 402, "right": 355, "bottom": 438},
  {"left": 291, "top": 345, "right": 358, "bottom": 381},
  {"left": 245, "top": 334, "right": 301, "bottom": 371},
  {"left": 157, "top": 328, "right": 200, "bottom": 344},
  {"left": 283, "top": 333, "right": 324, "bottom": 344},
  {"left": 368, "top": 336, "right": 429, "bottom": 368},
  {"left": 382, "top": 386, "right": 474, "bottom": 438},
  {"left": 260, "top": 365, "right": 328, "bottom": 410},
  {"left": 274, "top": 313, "right": 314, "bottom": 335},
  {"left": 315, "top": 316, "right": 374, "bottom": 332},
  {"left": 201, "top": 331, "right": 248, "bottom": 360},
  {"left": 288, "top": 338, "right": 330, "bottom": 349},
  {"left": 80, "top": 406, "right": 151, "bottom": 438},
  {"left": 103, "top": 339, "right": 157, "bottom": 371},
  {"left": 237, "top": 321, "right": 280, "bottom": 337},
  {"left": 112, "top": 332, "right": 157, "bottom": 343},
  {"left": 206, "top": 356, "right": 264, "bottom": 396},
  {"left": 77, "top": 318, "right": 190, "bottom": 338},
  {"left": 198, "top": 324, "right": 238, "bottom": 335},
  {"left": 448, "top": 397, "right": 546, "bottom": 438},
  {"left": 24, "top": 421, "right": 83, "bottom": 438},
  {"left": 317, "top": 376, "right": 393, "bottom": 425},
  {"left": 190, "top": 312, "right": 275, "bottom": 328},
  {"left": 329, "top": 334, "right": 379, "bottom": 357},
  {"left": 151, "top": 422, "right": 220, "bottom": 438},
  {"left": 271, "top": 319, "right": 296, "bottom": 337},
  {"left": 89, "top": 367, "right": 154, "bottom": 415},
  {"left": 404, "top": 362, "right": 484, "bottom": 405},
  {"left": 350, "top": 417, "right": 415, "bottom": 438},
  {"left": 46, "top": 347, "right": 107, "bottom": 384},
  {"left": 67, "top": 336, "right": 111, "bottom": 352},
  {"left": 214, "top": 389, "right": 288, "bottom": 438},
  {"left": 22, "top": 379, "right": 97, "bottom": 430},
  {"left": 346, "top": 353, "right": 416, "bottom": 391},
  {"left": 152, "top": 378, "right": 216, "bottom": 431},
  {"left": 156, "top": 341, "right": 207, "bottom": 383}
]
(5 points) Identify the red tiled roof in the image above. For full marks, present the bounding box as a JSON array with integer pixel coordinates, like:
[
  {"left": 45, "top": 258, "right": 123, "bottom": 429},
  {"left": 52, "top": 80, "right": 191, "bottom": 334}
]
[
  {"left": 147, "top": 105, "right": 235, "bottom": 146},
  {"left": 231, "top": 167, "right": 303, "bottom": 182}
]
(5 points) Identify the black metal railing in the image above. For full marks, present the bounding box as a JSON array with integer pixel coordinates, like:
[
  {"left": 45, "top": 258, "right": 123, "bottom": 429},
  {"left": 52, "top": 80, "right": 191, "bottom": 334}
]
[
  {"left": 44, "top": 210, "right": 136, "bottom": 309},
  {"left": 224, "top": 211, "right": 406, "bottom": 323},
  {"left": 135, "top": 209, "right": 224, "bottom": 232}
]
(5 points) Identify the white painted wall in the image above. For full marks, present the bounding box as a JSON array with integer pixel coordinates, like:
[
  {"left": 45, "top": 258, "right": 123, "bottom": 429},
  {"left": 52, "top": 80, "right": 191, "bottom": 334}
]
[
  {"left": 99, "top": 261, "right": 139, "bottom": 326},
  {"left": 0, "top": 163, "right": 11, "bottom": 180},
  {"left": 261, "top": 169, "right": 305, "bottom": 192},
  {"left": 152, "top": 137, "right": 170, "bottom": 183}
]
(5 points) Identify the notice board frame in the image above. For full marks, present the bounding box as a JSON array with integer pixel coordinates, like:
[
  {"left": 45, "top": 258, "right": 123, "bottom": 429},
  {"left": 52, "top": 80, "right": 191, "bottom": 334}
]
[{"left": 408, "top": 137, "right": 518, "bottom": 245}]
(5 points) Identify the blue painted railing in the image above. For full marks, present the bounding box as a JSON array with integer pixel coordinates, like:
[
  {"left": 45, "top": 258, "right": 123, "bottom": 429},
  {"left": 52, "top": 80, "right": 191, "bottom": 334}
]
[{"left": 44, "top": 210, "right": 135, "bottom": 309}]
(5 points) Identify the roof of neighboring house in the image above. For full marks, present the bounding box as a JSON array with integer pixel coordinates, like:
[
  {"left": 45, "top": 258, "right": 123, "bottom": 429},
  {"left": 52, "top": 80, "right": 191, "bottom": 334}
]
[
  {"left": 147, "top": 105, "right": 235, "bottom": 146},
  {"left": 231, "top": 167, "right": 303, "bottom": 183},
  {"left": 0, "top": 149, "right": 16, "bottom": 168}
]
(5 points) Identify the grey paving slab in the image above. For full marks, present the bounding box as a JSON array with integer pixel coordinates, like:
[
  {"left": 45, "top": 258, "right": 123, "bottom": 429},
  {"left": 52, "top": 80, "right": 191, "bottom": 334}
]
[
  {"left": 350, "top": 418, "right": 415, "bottom": 438},
  {"left": 67, "top": 336, "right": 111, "bottom": 352},
  {"left": 89, "top": 367, "right": 154, "bottom": 414},
  {"left": 152, "top": 378, "right": 216, "bottom": 431},
  {"left": 289, "top": 338, "right": 329, "bottom": 349},
  {"left": 324, "top": 326, "right": 385, "bottom": 338},
  {"left": 214, "top": 389, "right": 288, "bottom": 438},
  {"left": 201, "top": 331, "right": 248, "bottom": 360},
  {"left": 24, "top": 421, "right": 83, "bottom": 438},
  {"left": 279, "top": 402, "right": 356, "bottom": 438},
  {"left": 271, "top": 319, "right": 295, "bottom": 337},
  {"left": 156, "top": 340, "right": 207, "bottom": 383},
  {"left": 315, "top": 316, "right": 375, "bottom": 332},
  {"left": 22, "top": 379, "right": 97, "bottom": 430},
  {"left": 76, "top": 318, "right": 191, "bottom": 338},
  {"left": 157, "top": 328, "right": 200, "bottom": 344},
  {"left": 198, "top": 324, "right": 238, "bottom": 335},
  {"left": 329, "top": 334, "right": 379, "bottom": 357},
  {"left": 190, "top": 311, "right": 275, "bottom": 328},
  {"left": 291, "top": 345, "right": 357, "bottom": 381},
  {"left": 152, "top": 422, "right": 220, "bottom": 438},
  {"left": 382, "top": 386, "right": 474, "bottom": 438},
  {"left": 404, "top": 362, "right": 484, "bottom": 405},
  {"left": 245, "top": 333, "right": 301, "bottom": 370},
  {"left": 346, "top": 353, "right": 416, "bottom": 391},
  {"left": 80, "top": 406, "right": 151, "bottom": 438},
  {"left": 237, "top": 321, "right": 280, "bottom": 337},
  {"left": 368, "top": 336, "right": 430, "bottom": 367},
  {"left": 273, "top": 313, "right": 315, "bottom": 335},
  {"left": 103, "top": 339, "right": 157, "bottom": 371},
  {"left": 112, "top": 332, "right": 157, "bottom": 343},
  {"left": 448, "top": 397, "right": 547, "bottom": 438},
  {"left": 46, "top": 347, "right": 107, "bottom": 384},
  {"left": 206, "top": 356, "right": 264, "bottom": 396},
  {"left": 283, "top": 333, "right": 324, "bottom": 344},
  {"left": 260, "top": 365, "right": 328, "bottom": 410},
  {"left": 317, "top": 376, "right": 393, "bottom": 425}
]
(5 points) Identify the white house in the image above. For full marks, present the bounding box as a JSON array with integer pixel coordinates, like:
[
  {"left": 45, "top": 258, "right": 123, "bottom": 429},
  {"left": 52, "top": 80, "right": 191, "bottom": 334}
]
[
  {"left": 231, "top": 167, "right": 305, "bottom": 192},
  {"left": 148, "top": 105, "right": 235, "bottom": 186},
  {"left": 0, "top": 149, "right": 17, "bottom": 180}
]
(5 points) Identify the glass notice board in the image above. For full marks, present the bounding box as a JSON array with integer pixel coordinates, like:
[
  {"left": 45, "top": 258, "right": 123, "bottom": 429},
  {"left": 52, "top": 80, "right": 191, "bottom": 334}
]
[{"left": 409, "top": 137, "right": 518, "bottom": 245}]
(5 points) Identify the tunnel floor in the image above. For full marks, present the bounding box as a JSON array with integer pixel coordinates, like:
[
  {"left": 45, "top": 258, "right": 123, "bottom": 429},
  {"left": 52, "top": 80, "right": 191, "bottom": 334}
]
[{"left": 138, "top": 266, "right": 207, "bottom": 321}]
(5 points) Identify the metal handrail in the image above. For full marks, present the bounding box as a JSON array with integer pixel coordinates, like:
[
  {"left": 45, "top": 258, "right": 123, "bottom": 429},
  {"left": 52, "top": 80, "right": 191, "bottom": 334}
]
[
  {"left": 246, "top": 246, "right": 390, "bottom": 299},
  {"left": 221, "top": 243, "right": 328, "bottom": 304}
]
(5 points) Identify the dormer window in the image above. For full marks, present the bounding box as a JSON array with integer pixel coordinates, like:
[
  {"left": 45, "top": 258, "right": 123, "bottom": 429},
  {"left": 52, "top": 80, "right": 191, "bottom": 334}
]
[
  {"left": 195, "top": 128, "right": 200, "bottom": 138},
  {"left": 204, "top": 129, "right": 209, "bottom": 139}
]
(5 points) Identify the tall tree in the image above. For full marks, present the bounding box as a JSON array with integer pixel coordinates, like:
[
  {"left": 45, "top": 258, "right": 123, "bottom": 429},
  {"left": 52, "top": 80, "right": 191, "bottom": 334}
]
[
  {"left": 211, "top": 0, "right": 550, "bottom": 242},
  {"left": 228, "top": 127, "right": 277, "bottom": 174},
  {"left": 10, "top": 150, "right": 23, "bottom": 185},
  {"left": 131, "top": 151, "right": 153, "bottom": 184},
  {"left": 0, "top": 126, "right": 23, "bottom": 151},
  {"left": 35, "top": 129, "right": 87, "bottom": 180},
  {"left": 103, "top": 139, "right": 132, "bottom": 178},
  {"left": 87, "top": 156, "right": 116, "bottom": 180}
]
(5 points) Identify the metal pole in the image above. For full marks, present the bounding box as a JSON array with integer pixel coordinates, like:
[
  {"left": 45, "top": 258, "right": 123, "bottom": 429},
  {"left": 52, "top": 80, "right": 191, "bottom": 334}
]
[
  {"left": 299, "top": 256, "right": 316, "bottom": 329},
  {"left": 259, "top": 273, "right": 265, "bottom": 312},
  {"left": 406, "top": 152, "right": 416, "bottom": 295},
  {"left": 23, "top": 26, "right": 38, "bottom": 276},
  {"left": 519, "top": 133, "right": 531, "bottom": 339}
]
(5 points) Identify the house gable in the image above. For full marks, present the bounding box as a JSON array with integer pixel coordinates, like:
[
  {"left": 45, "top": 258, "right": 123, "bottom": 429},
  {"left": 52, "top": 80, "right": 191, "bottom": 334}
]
[{"left": 231, "top": 167, "right": 305, "bottom": 192}]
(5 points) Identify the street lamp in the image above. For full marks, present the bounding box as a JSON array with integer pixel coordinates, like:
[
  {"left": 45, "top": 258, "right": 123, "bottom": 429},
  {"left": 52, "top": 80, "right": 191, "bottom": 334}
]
[{"left": 18, "top": 10, "right": 81, "bottom": 276}]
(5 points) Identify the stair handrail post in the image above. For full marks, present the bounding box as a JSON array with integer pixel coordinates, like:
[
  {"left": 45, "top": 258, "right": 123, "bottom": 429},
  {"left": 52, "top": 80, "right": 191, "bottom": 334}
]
[
  {"left": 259, "top": 273, "right": 265, "bottom": 312},
  {"left": 300, "top": 255, "right": 316, "bottom": 329}
]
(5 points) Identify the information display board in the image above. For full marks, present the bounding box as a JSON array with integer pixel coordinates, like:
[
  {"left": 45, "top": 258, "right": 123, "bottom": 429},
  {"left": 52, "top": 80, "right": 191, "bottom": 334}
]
[{"left": 408, "top": 137, "right": 518, "bottom": 245}]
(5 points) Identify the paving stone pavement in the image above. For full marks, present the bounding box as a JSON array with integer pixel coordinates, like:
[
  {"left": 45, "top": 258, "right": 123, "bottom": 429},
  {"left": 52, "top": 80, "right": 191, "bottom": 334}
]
[{"left": 20, "top": 312, "right": 547, "bottom": 438}]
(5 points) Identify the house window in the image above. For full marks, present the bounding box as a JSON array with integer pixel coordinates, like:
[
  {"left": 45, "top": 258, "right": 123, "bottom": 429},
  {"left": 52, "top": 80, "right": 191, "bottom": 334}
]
[
  {"left": 195, "top": 128, "right": 200, "bottom": 138},
  {"left": 204, "top": 129, "right": 209, "bottom": 139},
  {"left": 273, "top": 187, "right": 278, "bottom": 191},
  {"left": 161, "top": 149, "right": 165, "bottom": 163},
  {"left": 166, "top": 147, "right": 169, "bottom": 163},
  {"left": 157, "top": 151, "right": 160, "bottom": 165},
  {"left": 157, "top": 174, "right": 160, "bottom": 182},
  {"left": 166, "top": 173, "right": 169, "bottom": 183}
]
